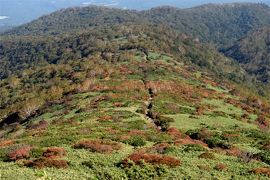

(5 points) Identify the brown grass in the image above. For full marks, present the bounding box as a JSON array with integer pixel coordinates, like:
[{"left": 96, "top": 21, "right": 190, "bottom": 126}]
[
  {"left": 25, "top": 158, "right": 68, "bottom": 169},
  {"left": 152, "top": 143, "right": 171, "bottom": 154},
  {"left": 256, "top": 115, "right": 269, "bottom": 129},
  {"left": 43, "top": 147, "right": 66, "bottom": 159},
  {"left": 214, "top": 163, "right": 227, "bottom": 171},
  {"left": 0, "top": 140, "right": 13, "bottom": 148},
  {"left": 250, "top": 167, "right": 270, "bottom": 177},
  {"left": 167, "top": 127, "right": 182, "bottom": 139}
]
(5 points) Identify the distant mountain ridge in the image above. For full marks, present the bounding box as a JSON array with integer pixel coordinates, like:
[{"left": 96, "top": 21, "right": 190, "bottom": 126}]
[
  {"left": 4, "top": 3, "right": 270, "bottom": 48},
  {"left": 1, "top": 0, "right": 269, "bottom": 26},
  {"left": 2, "top": 3, "right": 270, "bottom": 87}
]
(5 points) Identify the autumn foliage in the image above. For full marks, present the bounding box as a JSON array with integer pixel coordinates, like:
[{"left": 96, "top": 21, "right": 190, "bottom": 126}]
[
  {"left": 0, "top": 140, "right": 13, "bottom": 148},
  {"left": 73, "top": 140, "right": 121, "bottom": 154},
  {"left": 8, "top": 146, "right": 31, "bottom": 161},
  {"left": 250, "top": 167, "right": 270, "bottom": 177},
  {"left": 25, "top": 158, "right": 68, "bottom": 169},
  {"left": 43, "top": 147, "right": 67, "bottom": 159},
  {"left": 214, "top": 163, "right": 227, "bottom": 171}
]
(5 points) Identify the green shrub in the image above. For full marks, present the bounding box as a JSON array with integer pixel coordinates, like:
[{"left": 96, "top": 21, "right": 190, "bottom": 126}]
[
  {"left": 245, "top": 129, "right": 270, "bottom": 140},
  {"left": 183, "top": 144, "right": 206, "bottom": 152},
  {"left": 257, "top": 151, "right": 270, "bottom": 165},
  {"left": 127, "top": 136, "right": 146, "bottom": 147},
  {"left": 124, "top": 162, "right": 168, "bottom": 179},
  {"left": 127, "top": 120, "right": 146, "bottom": 130},
  {"left": 186, "top": 129, "right": 231, "bottom": 149},
  {"left": 31, "top": 147, "right": 44, "bottom": 158},
  {"left": 205, "top": 136, "right": 231, "bottom": 149},
  {"left": 154, "top": 115, "right": 174, "bottom": 131}
]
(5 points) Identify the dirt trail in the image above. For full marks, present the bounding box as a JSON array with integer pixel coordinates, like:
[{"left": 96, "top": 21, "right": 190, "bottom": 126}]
[{"left": 143, "top": 79, "right": 160, "bottom": 130}]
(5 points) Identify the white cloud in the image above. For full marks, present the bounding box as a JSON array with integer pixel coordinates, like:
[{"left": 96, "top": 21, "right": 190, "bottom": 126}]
[{"left": 0, "top": 16, "right": 9, "bottom": 20}]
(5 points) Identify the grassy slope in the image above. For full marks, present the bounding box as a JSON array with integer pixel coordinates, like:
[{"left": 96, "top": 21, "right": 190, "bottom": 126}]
[{"left": 0, "top": 49, "right": 270, "bottom": 179}]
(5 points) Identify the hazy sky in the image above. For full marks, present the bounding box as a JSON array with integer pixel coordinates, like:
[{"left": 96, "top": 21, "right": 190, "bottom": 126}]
[{"left": 0, "top": 0, "right": 269, "bottom": 26}]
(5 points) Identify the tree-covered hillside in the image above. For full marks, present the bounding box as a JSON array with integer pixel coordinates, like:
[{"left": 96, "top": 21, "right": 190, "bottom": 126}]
[
  {"left": 4, "top": 3, "right": 270, "bottom": 47},
  {"left": 0, "top": 24, "right": 247, "bottom": 81},
  {"left": 223, "top": 27, "right": 270, "bottom": 83}
]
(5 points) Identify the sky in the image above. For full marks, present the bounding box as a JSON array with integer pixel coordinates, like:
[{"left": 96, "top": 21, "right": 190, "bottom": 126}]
[{"left": 0, "top": 0, "right": 269, "bottom": 27}]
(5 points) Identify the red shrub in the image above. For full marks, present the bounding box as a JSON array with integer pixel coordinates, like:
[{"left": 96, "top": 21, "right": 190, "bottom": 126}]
[
  {"left": 8, "top": 146, "right": 31, "bottom": 161},
  {"left": 25, "top": 158, "right": 68, "bottom": 169},
  {"left": 113, "top": 102, "right": 123, "bottom": 107},
  {"left": 214, "top": 163, "right": 227, "bottom": 171},
  {"left": 73, "top": 140, "right": 121, "bottom": 154},
  {"left": 123, "top": 152, "right": 180, "bottom": 167},
  {"left": 262, "top": 142, "right": 270, "bottom": 151},
  {"left": 43, "top": 147, "right": 66, "bottom": 159},
  {"left": 152, "top": 143, "right": 171, "bottom": 154},
  {"left": 256, "top": 115, "right": 269, "bottom": 128},
  {"left": 128, "top": 130, "right": 145, "bottom": 136},
  {"left": 167, "top": 127, "right": 182, "bottom": 139},
  {"left": 250, "top": 167, "right": 270, "bottom": 177},
  {"left": 226, "top": 147, "right": 242, "bottom": 157}
]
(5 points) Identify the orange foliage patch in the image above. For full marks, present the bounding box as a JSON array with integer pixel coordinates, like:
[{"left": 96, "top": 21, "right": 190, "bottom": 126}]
[
  {"left": 167, "top": 127, "right": 182, "bottom": 139},
  {"left": 113, "top": 102, "right": 123, "bottom": 107},
  {"left": 152, "top": 143, "right": 171, "bottom": 154},
  {"left": 25, "top": 158, "right": 68, "bottom": 169},
  {"left": 214, "top": 163, "right": 227, "bottom": 171},
  {"left": 73, "top": 140, "right": 121, "bottom": 154},
  {"left": 225, "top": 147, "right": 242, "bottom": 157},
  {"left": 8, "top": 146, "right": 31, "bottom": 161},
  {"left": 128, "top": 130, "right": 145, "bottom": 136},
  {"left": 43, "top": 147, "right": 66, "bottom": 159},
  {"left": 0, "top": 140, "right": 13, "bottom": 148},
  {"left": 98, "top": 116, "right": 113, "bottom": 122},
  {"left": 250, "top": 168, "right": 270, "bottom": 177}
]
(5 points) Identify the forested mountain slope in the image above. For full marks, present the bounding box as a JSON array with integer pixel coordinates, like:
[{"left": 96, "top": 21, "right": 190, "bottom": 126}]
[
  {"left": 223, "top": 27, "right": 270, "bottom": 83},
  {"left": 3, "top": 3, "right": 270, "bottom": 47},
  {"left": 0, "top": 24, "right": 247, "bottom": 81}
]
